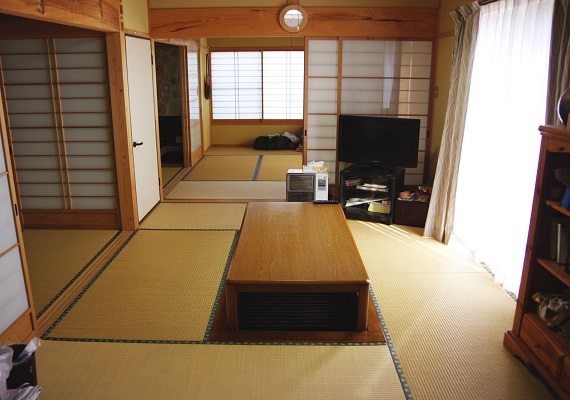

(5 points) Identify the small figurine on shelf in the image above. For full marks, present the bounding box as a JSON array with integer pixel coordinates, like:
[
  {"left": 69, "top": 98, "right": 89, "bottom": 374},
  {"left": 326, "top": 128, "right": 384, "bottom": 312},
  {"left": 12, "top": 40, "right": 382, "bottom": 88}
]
[
  {"left": 415, "top": 185, "right": 432, "bottom": 202},
  {"left": 532, "top": 291, "right": 570, "bottom": 328}
]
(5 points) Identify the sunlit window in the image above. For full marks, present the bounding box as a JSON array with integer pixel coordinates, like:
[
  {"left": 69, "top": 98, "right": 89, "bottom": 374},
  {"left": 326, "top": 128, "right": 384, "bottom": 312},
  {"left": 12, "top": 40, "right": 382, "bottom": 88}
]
[
  {"left": 453, "top": 0, "right": 555, "bottom": 296},
  {"left": 210, "top": 50, "right": 304, "bottom": 120}
]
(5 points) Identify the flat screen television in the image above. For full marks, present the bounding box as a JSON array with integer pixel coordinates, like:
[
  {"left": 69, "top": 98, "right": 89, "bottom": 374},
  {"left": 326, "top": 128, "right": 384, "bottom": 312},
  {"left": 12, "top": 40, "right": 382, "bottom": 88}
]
[{"left": 337, "top": 115, "right": 420, "bottom": 169}]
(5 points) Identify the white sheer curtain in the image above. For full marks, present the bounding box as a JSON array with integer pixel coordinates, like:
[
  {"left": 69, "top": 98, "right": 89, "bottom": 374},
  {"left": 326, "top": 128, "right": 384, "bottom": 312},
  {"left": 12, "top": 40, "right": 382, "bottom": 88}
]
[
  {"left": 453, "top": 0, "right": 555, "bottom": 296},
  {"left": 382, "top": 41, "right": 397, "bottom": 109},
  {"left": 424, "top": 2, "right": 480, "bottom": 243}
]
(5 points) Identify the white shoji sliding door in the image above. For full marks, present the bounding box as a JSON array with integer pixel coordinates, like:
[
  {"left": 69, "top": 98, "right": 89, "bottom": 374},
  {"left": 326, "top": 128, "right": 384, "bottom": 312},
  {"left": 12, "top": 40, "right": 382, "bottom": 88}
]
[
  {"left": 341, "top": 39, "right": 432, "bottom": 186},
  {"left": 0, "top": 121, "right": 32, "bottom": 336},
  {"left": 341, "top": 40, "right": 403, "bottom": 115},
  {"left": 306, "top": 38, "right": 433, "bottom": 187},
  {"left": 0, "top": 37, "right": 117, "bottom": 211},
  {"left": 305, "top": 39, "right": 339, "bottom": 185}
]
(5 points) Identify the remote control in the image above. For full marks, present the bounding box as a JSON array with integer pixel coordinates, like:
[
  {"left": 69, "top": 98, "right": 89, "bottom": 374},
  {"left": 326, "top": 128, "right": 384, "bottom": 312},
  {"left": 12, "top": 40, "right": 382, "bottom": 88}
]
[{"left": 312, "top": 199, "right": 339, "bottom": 204}]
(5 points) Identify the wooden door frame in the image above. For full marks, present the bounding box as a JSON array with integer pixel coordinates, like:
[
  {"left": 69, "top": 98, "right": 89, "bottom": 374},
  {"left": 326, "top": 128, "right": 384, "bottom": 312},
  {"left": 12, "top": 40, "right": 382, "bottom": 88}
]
[
  {"left": 107, "top": 31, "right": 139, "bottom": 230},
  {"left": 156, "top": 38, "right": 204, "bottom": 169}
]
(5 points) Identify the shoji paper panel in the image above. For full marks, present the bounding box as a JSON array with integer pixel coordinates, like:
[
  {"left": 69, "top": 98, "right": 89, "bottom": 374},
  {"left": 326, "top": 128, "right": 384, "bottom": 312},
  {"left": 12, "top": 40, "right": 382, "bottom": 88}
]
[
  {"left": 3, "top": 34, "right": 63, "bottom": 211},
  {"left": 306, "top": 39, "right": 339, "bottom": 185},
  {"left": 307, "top": 78, "right": 337, "bottom": 114},
  {"left": 341, "top": 78, "right": 399, "bottom": 114},
  {"left": 340, "top": 39, "right": 432, "bottom": 186},
  {"left": 342, "top": 40, "right": 401, "bottom": 78},
  {"left": 0, "top": 151, "right": 6, "bottom": 174},
  {"left": 0, "top": 37, "right": 117, "bottom": 211},
  {"left": 72, "top": 197, "right": 116, "bottom": 209},
  {"left": 306, "top": 114, "right": 337, "bottom": 150},
  {"left": 0, "top": 138, "right": 28, "bottom": 334},
  {"left": 307, "top": 40, "right": 338, "bottom": 77},
  {"left": 0, "top": 248, "right": 29, "bottom": 334},
  {"left": 0, "top": 175, "right": 17, "bottom": 254},
  {"left": 17, "top": 183, "right": 63, "bottom": 197}
]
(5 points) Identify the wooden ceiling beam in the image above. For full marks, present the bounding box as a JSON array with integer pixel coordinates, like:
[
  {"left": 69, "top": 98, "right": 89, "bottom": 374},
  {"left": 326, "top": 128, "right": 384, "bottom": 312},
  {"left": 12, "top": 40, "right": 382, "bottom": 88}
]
[
  {"left": 150, "top": 7, "right": 438, "bottom": 39},
  {"left": 0, "top": 0, "right": 120, "bottom": 32}
]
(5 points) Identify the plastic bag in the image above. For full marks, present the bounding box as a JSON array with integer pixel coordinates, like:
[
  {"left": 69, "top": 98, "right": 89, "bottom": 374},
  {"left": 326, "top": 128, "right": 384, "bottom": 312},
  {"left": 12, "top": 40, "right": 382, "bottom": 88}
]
[
  {"left": 0, "top": 346, "right": 14, "bottom": 400},
  {"left": 14, "top": 339, "right": 40, "bottom": 365},
  {"left": 9, "top": 385, "right": 41, "bottom": 400},
  {"left": 0, "top": 339, "right": 42, "bottom": 400}
]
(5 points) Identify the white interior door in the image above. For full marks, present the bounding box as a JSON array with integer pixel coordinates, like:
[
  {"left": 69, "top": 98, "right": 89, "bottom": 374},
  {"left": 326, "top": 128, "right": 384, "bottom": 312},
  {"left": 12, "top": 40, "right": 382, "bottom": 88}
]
[{"left": 125, "top": 36, "right": 160, "bottom": 221}]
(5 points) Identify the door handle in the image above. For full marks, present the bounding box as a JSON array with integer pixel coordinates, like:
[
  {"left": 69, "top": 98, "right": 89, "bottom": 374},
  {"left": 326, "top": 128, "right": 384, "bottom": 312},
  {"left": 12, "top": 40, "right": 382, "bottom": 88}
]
[{"left": 133, "top": 141, "right": 144, "bottom": 148}]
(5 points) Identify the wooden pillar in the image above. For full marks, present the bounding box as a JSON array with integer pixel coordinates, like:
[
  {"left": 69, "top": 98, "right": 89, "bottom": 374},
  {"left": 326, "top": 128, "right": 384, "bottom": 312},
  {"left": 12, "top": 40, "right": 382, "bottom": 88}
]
[{"left": 106, "top": 32, "right": 139, "bottom": 231}]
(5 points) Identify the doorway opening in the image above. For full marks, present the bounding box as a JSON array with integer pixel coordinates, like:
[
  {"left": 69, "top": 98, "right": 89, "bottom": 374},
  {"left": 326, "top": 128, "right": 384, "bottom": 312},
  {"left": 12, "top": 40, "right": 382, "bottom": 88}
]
[{"left": 155, "top": 42, "right": 184, "bottom": 187}]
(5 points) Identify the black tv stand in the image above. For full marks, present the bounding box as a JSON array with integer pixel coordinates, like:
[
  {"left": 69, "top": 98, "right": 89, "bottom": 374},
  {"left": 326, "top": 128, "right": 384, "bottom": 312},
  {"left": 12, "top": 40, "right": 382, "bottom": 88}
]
[
  {"left": 339, "top": 164, "right": 404, "bottom": 224},
  {"left": 370, "top": 167, "right": 396, "bottom": 174}
]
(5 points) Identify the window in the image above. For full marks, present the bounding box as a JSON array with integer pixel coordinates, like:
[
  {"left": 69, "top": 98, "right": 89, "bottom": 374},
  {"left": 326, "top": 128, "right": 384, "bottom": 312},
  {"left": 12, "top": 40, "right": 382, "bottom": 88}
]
[
  {"left": 210, "top": 50, "right": 304, "bottom": 120},
  {"left": 453, "top": 0, "right": 555, "bottom": 296}
]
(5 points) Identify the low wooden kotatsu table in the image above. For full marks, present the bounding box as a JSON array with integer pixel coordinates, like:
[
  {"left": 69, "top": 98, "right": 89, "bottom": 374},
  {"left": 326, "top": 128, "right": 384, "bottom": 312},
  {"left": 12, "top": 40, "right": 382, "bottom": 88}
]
[{"left": 225, "top": 202, "right": 370, "bottom": 332}]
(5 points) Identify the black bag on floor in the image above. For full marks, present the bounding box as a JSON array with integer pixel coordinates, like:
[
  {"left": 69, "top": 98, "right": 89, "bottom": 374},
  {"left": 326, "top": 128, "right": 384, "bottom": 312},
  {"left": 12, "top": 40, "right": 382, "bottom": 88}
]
[{"left": 253, "top": 135, "right": 291, "bottom": 150}]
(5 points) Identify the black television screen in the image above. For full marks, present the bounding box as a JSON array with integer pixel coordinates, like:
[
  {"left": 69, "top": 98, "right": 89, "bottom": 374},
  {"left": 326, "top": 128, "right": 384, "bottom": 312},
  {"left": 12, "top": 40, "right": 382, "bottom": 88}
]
[{"left": 337, "top": 115, "right": 420, "bottom": 169}]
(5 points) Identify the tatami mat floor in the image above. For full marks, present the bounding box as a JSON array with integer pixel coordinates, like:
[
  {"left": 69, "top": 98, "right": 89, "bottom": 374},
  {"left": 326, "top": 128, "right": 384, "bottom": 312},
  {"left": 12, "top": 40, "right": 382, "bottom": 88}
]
[
  {"left": 25, "top": 148, "right": 554, "bottom": 399},
  {"left": 24, "top": 229, "right": 119, "bottom": 317},
  {"left": 348, "top": 221, "right": 555, "bottom": 400},
  {"left": 43, "top": 230, "right": 236, "bottom": 343},
  {"left": 166, "top": 180, "right": 287, "bottom": 201},
  {"left": 140, "top": 202, "right": 246, "bottom": 230},
  {"left": 37, "top": 342, "right": 406, "bottom": 400},
  {"left": 183, "top": 155, "right": 260, "bottom": 181},
  {"left": 181, "top": 150, "right": 302, "bottom": 182}
]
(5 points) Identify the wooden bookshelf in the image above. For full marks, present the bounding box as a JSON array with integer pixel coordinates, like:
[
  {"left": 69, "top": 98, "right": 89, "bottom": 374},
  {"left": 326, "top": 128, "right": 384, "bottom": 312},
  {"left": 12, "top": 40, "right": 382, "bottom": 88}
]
[{"left": 504, "top": 125, "right": 570, "bottom": 400}]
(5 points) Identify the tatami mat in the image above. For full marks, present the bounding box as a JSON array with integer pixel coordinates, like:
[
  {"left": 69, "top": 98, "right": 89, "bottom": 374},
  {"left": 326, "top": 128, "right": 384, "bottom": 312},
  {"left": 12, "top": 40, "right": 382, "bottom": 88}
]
[
  {"left": 23, "top": 229, "right": 119, "bottom": 315},
  {"left": 348, "top": 220, "right": 556, "bottom": 400},
  {"left": 349, "top": 222, "right": 484, "bottom": 275},
  {"left": 36, "top": 341, "right": 405, "bottom": 400},
  {"left": 140, "top": 202, "right": 247, "bottom": 230},
  {"left": 206, "top": 146, "right": 299, "bottom": 156},
  {"left": 166, "top": 180, "right": 286, "bottom": 200},
  {"left": 44, "top": 230, "right": 236, "bottom": 342},
  {"left": 257, "top": 154, "right": 303, "bottom": 180},
  {"left": 184, "top": 155, "right": 260, "bottom": 181}
]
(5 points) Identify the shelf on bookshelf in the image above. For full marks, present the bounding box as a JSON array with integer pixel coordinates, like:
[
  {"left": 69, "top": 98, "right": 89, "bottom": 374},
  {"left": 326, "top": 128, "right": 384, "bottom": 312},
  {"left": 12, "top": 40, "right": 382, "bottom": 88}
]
[
  {"left": 537, "top": 258, "right": 570, "bottom": 288},
  {"left": 504, "top": 126, "right": 570, "bottom": 398},
  {"left": 546, "top": 200, "right": 570, "bottom": 218}
]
